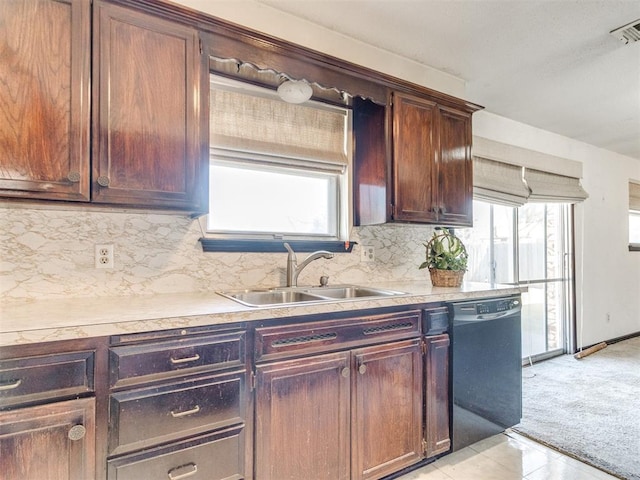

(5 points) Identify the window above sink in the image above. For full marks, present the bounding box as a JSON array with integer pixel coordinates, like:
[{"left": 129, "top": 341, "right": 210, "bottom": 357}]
[{"left": 203, "top": 75, "right": 352, "bottom": 245}]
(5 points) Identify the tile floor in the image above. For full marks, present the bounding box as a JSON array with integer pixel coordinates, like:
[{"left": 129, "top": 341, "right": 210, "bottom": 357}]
[{"left": 397, "top": 431, "right": 619, "bottom": 480}]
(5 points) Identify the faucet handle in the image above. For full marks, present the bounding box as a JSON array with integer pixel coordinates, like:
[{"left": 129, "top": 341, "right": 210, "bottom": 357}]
[
  {"left": 319, "top": 275, "right": 329, "bottom": 287},
  {"left": 283, "top": 242, "right": 294, "bottom": 256}
]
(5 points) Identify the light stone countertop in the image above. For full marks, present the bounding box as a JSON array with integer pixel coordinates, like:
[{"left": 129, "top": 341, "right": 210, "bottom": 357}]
[{"left": 0, "top": 281, "right": 524, "bottom": 346}]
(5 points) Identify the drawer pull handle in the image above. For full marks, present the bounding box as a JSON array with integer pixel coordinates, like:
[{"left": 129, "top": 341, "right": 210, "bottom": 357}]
[
  {"left": 170, "top": 405, "right": 201, "bottom": 418},
  {"left": 169, "top": 354, "right": 200, "bottom": 365},
  {"left": 0, "top": 379, "right": 22, "bottom": 391},
  {"left": 168, "top": 463, "right": 198, "bottom": 480}
]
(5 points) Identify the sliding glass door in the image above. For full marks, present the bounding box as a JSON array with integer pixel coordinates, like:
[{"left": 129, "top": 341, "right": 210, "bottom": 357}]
[
  {"left": 518, "top": 203, "right": 573, "bottom": 360},
  {"left": 458, "top": 201, "right": 574, "bottom": 361}
]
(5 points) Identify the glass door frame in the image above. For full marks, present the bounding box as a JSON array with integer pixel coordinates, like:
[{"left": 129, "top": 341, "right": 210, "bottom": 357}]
[{"left": 516, "top": 204, "right": 576, "bottom": 362}]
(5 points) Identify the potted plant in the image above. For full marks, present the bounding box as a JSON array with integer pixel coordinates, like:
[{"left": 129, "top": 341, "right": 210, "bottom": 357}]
[{"left": 419, "top": 228, "right": 468, "bottom": 287}]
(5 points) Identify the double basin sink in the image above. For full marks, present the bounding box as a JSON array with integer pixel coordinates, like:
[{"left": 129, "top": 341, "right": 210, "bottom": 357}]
[{"left": 218, "top": 284, "right": 406, "bottom": 307}]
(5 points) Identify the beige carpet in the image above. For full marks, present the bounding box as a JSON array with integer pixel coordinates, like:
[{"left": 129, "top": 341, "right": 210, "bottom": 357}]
[{"left": 514, "top": 336, "right": 640, "bottom": 480}]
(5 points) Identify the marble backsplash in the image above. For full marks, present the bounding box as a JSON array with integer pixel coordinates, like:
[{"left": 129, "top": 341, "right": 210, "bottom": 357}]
[{"left": 0, "top": 205, "right": 438, "bottom": 302}]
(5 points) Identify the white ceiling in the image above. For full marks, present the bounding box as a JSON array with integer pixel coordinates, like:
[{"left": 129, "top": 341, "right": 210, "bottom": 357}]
[{"left": 257, "top": 0, "right": 640, "bottom": 160}]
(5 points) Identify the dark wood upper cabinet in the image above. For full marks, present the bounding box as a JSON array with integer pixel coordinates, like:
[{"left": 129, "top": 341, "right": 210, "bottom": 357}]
[
  {"left": 392, "top": 93, "right": 439, "bottom": 224},
  {"left": 437, "top": 107, "right": 473, "bottom": 226},
  {"left": 391, "top": 91, "right": 475, "bottom": 226},
  {"left": 92, "top": 1, "right": 208, "bottom": 212},
  {"left": 0, "top": 0, "right": 91, "bottom": 201},
  {"left": 355, "top": 92, "right": 478, "bottom": 227}
]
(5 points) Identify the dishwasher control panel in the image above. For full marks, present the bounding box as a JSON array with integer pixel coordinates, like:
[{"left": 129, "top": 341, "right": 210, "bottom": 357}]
[{"left": 450, "top": 295, "right": 521, "bottom": 320}]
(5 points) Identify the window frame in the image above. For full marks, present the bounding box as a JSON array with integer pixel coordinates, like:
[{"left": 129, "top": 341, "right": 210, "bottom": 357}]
[
  {"left": 202, "top": 75, "right": 353, "bottom": 249},
  {"left": 629, "top": 209, "right": 640, "bottom": 251}
]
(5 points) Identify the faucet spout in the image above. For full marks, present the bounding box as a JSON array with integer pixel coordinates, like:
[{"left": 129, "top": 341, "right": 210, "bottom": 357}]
[{"left": 283, "top": 242, "right": 334, "bottom": 287}]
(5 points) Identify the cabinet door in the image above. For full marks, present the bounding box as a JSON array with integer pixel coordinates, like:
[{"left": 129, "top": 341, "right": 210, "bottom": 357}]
[
  {"left": 391, "top": 92, "right": 438, "bottom": 223},
  {"left": 0, "top": 0, "right": 90, "bottom": 201},
  {"left": 0, "top": 397, "right": 95, "bottom": 480},
  {"left": 93, "top": 2, "right": 207, "bottom": 211},
  {"left": 255, "top": 352, "right": 350, "bottom": 480},
  {"left": 437, "top": 107, "right": 473, "bottom": 226},
  {"left": 424, "top": 334, "right": 451, "bottom": 457},
  {"left": 352, "top": 339, "right": 423, "bottom": 480}
]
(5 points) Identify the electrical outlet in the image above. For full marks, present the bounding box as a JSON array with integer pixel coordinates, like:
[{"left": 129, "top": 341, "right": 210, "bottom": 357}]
[
  {"left": 361, "top": 245, "right": 375, "bottom": 262},
  {"left": 95, "top": 244, "right": 114, "bottom": 269}
]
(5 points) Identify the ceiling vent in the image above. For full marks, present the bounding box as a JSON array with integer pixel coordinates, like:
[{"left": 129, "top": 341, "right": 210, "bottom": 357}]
[{"left": 610, "top": 19, "right": 640, "bottom": 44}]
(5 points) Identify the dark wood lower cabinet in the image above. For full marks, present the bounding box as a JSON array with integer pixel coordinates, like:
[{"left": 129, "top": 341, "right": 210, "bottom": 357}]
[
  {"left": 255, "top": 352, "right": 351, "bottom": 480},
  {"left": 255, "top": 338, "right": 424, "bottom": 480},
  {"left": 352, "top": 339, "right": 424, "bottom": 480},
  {"left": 0, "top": 397, "right": 96, "bottom": 480},
  {"left": 424, "top": 334, "right": 451, "bottom": 457}
]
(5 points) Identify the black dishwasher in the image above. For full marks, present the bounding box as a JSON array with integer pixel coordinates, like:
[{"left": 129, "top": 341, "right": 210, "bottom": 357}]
[{"left": 448, "top": 295, "right": 522, "bottom": 451}]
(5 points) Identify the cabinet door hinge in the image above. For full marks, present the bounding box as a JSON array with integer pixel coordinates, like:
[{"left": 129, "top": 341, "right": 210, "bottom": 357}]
[
  {"left": 421, "top": 339, "right": 427, "bottom": 355},
  {"left": 250, "top": 370, "right": 256, "bottom": 391},
  {"left": 422, "top": 439, "right": 428, "bottom": 455},
  {"left": 199, "top": 38, "right": 203, "bottom": 55},
  {"left": 391, "top": 204, "right": 396, "bottom": 217}
]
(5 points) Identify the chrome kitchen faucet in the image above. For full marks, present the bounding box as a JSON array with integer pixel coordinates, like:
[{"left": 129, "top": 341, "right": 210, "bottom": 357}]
[{"left": 283, "top": 242, "right": 334, "bottom": 287}]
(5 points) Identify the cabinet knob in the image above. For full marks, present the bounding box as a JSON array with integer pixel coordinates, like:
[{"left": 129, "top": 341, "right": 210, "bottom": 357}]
[
  {"left": 358, "top": 364, "right": 367, "bottom": 375},
  {"left": 67, "top": 171, "right": 81, "bottom": 183},
  {"left": 68, "top": 424, "right": 86, "bottom": 441},
  {"left": 439, "top": 206, "right": 447, "bottom": 215},
  {"left": 97, "top": 176, "right": 110, "bottom": 187},
  {"left": 340, "top": 367, "right": 350, "bottom": 378}
]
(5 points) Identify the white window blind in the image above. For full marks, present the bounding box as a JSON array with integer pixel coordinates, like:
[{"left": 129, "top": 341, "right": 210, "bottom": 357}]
[
  {"left": 630, "top": 181, "right": 640, "bottom": 211},
  {"left": 210, "top": 82, "right": 348, "bottom": 166},
  {"left": 473, "top": 157, "right": 529, "bottom": 207},
  {"left": 524, "top": 168, "right": 588, "bottom": 203}
]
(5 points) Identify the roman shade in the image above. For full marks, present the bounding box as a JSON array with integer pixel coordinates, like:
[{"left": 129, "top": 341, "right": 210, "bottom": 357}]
[
  {"left": 473, "top": 157, "right": 529, "bottom": 207},
  {"left": 524, "top": 168, "right": 589, "bottom": 203},
  {"left": 210, "top": 78, "right": 348, "bottom": 168},
  {"left": 630, "top": 181, "right": 640, "bottom": 211}
]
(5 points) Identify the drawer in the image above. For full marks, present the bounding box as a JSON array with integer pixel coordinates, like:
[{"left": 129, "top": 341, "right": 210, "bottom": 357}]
[
  {"left": 109, "top": 370, "right": 246, "bottom": 455},
  {"left": 256, "top": 310, "right": 421, "bottom": 361},
  {"left": 109, "top": 331, "right": 245, "bottom": 388},
  {"left": 107, "top": 426, "right": 245, "bottom": 480},
  {"left": 424, "top": 307, "right": 449, "bottom": 335},
  {"left": 0, "top": 351, "right": 94, "bottom": 408}
]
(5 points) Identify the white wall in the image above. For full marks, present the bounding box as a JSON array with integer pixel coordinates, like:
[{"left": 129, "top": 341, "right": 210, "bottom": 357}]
[{"left": 173, "top": 0, "right": 465, "bottom": 98}]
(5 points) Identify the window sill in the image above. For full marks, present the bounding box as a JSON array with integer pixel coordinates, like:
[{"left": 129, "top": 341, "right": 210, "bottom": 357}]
[{"left": 199, "top": 238, "right": 356, "bottom": 253}]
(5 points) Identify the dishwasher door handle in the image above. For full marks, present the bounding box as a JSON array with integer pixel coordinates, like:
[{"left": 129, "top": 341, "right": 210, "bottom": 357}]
[{"left": 477, "top": 311, "right": 512, "bottom": 320}]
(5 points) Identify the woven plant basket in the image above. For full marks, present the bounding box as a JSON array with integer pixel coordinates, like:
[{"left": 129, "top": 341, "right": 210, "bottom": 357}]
[{"left": 429, "top": 268, "right": 465, "bottom": 287}]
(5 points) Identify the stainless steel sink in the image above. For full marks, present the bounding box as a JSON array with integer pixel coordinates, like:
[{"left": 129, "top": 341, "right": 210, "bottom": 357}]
[
  {"left": 222, "top": 289, "right": 324, "bottom": 306},
  {"left": 218, "top": 285, "right": 406, "bottom": 307},
  {"left": 309, "top": 286, "right": 402, "bottom": 299}
]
